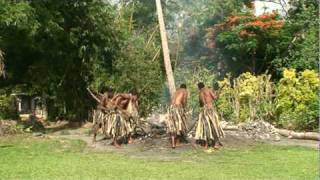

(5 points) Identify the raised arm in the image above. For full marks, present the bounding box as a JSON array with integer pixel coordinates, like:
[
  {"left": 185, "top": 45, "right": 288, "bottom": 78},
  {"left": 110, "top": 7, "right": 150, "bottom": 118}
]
[
  {"left": 112, "top": 94, "right": 123, "bottom": 106},
  {"left": 131, "top": 95, "right": 139, "bottom": 109},
  {"left": 87, "top": 88, "right": 101, "bottom": 104}
]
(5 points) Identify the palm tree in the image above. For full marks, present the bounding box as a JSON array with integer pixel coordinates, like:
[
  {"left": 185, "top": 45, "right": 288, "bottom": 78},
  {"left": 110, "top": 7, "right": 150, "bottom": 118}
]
[{"left": 155, "top": 0, "right": 176, "bottom": 98}]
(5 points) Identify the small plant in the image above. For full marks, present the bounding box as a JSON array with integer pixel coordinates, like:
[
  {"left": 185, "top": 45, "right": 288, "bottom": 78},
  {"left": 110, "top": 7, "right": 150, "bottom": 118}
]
[{"left": 0, "top": 92, "right": 18, "bottom": 120}]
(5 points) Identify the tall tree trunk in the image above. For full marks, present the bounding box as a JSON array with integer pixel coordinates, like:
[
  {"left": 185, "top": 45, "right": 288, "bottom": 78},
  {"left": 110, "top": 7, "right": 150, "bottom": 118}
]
[
  {"left": 0, "top": 120, "right": 3, "bottom": 136},
  {"left": 251, "top": 50, "right": 256, "bottom": 74},
  {"left": 155, "top": 0, "right": 176, "bottom": 98},
  {"left": 0, "top": 49, "right": 5, "bottom": 78}
]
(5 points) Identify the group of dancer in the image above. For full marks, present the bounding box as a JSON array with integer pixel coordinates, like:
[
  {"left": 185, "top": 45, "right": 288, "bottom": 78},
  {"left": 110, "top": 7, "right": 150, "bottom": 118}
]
[
  {"left": 89, "top": 82, "right": 224, "bottom": 149},
  {"left": 88, "top": 87, "right": 139, "bottom": 147},
  {"left": 167, "top": 82, "right": 224, "bottom": 149}
]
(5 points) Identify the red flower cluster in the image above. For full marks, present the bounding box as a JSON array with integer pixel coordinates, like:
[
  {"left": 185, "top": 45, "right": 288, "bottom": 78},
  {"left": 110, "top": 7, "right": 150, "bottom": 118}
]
[
  {"left": 205, "top": 12, "right": 284, "bottom": 47},
  {"left": 245, "top": 20, "right": 284, "bottom": 29},
  {"left": 228, "top": 16, "right": 242, "bottom": 24},
  {"left": 258, "top": 13, "right": 278, "bottom": 20},
  {"left": 245, "top": 13, "right": 284, "bottom": 30}
]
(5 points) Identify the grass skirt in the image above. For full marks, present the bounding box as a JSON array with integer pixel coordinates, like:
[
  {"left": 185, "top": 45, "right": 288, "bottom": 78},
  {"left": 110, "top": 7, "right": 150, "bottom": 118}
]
[
  {"left": 107, "top": 110, "right": 129, "bottom": 139},
  {"left": 92, "top": 109, "right": 109, "bottom": 136},
  {"left": 93, "top": 100, "right": 139, "bottom": 140},
  {"left": 166, "top": 106, "right": 188, "bottom": 136},
  {"left": 195, "top": 106, "right": 224, "bottom": 141}
]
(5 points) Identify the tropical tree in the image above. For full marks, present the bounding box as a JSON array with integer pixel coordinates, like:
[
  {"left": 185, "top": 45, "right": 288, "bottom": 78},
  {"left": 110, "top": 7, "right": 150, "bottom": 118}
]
[
  {"left": 272, "top": 0, "right": 319, "bottom": 77},
  {"left": 0, "top": 0, "right": 121, "bottom": 120},
  {"left": 205, "top": 13, "right": 284, "bottom": 76}
]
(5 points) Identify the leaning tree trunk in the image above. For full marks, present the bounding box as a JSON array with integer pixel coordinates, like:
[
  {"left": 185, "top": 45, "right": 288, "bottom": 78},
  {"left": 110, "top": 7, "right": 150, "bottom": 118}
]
[
  {"left": 155, "top": 0, "right": 176, "bottom": 98},
  {"left": 0, "top": 49, "right": 5, "bottom": 77},
  {"left": 0, "top": 120, "right": 3, "bottom": 136}
]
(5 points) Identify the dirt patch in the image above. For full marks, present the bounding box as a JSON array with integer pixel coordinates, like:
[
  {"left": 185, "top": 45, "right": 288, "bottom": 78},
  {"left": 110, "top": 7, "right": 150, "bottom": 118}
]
[
  {"left": 269, "top": 138, "right": 318, "bottom": 149},
  {"left": 44, "top": 116, "right": 318, "bottom": 163},
  {"left": 46, "top": 125, "right": 318, "bottom": 162},
  {"left": 48, "top": 126, "right": 259, "bottom": 160}
]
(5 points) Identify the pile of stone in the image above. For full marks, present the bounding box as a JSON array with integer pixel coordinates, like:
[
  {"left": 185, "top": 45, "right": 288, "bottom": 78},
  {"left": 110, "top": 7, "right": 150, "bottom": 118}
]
[
  {"left": 0, "top": 120, "right": 23, "bottom": 136},
  {"left": 238, "top": 120, "right": 281, "bottom": 141},
  {"left": 140, "top": 112, "right": 283, "bottom": 141},
  {"left": 142, "top": 113, "right": 167, "bottom": 136}
]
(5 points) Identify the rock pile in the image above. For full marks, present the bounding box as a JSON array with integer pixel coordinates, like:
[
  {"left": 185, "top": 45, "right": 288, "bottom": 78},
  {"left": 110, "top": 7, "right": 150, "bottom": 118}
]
[
  {"left": 239, "top": 120, "right": 281, "bottom": 141},
  {"left": 0, "top": 120, "right": 23, "bottom": 135},
  {"left": 143, "top": 113, "right": 167, "bottom": 136},
  {"left": 141, "top": 112, "right": 282, "bottom": 141}
]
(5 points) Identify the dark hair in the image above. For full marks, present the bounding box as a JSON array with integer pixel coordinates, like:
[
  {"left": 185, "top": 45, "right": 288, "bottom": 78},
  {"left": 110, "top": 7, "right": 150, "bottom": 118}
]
[
  {"left": 180, "top": 84, "right": 187, "bottom": 89},
  {"left": 100, "top": 86, "right": 113, "bottom": 92},
  {"left": 106, "top": 87, "right": 114, "bottom": 93},
  {"left": 130, "top": 89, "right": 138, "bottom": 96},
  {"left": 197, "top": 82, "right": 205, "bottom": 89}
]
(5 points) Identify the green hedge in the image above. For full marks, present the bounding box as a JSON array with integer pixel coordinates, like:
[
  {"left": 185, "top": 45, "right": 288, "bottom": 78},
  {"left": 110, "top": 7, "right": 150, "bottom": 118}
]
[{"left": 215, "top": 69, "right": 319, "bottom": 131}]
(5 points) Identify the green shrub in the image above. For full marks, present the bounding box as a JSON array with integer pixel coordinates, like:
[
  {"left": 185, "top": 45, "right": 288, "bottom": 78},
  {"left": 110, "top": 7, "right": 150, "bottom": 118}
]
[
  {"left": 0, "top": 92, "right": 18, "bottom": 120},
  {"left": 217, "top": 72, "right": 274, "bottom": 123},
  {"left": 216, "top": 74, "right": 235, "bottom": 121},
  {"left": 275, "top": 69, "right": 319, "bottom": 131}
]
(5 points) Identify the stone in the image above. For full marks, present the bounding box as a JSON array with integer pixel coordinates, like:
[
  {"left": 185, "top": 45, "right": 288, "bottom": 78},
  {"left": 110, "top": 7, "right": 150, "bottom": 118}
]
[
  {"left": 238, "top": 120, "right": 278, "bottom": 140},
  {"left": 32, "top": 132, "right": 43, "bottom": 137},
  {"left": 274, "top": 135, "right": 281, "bottom": 141}
]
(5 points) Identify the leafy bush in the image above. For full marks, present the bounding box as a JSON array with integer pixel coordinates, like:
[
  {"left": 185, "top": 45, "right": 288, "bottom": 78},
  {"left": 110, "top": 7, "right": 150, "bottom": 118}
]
[
  {"left": 0, "top": 92, "right": 18, "bottom": 120},
  {"left": 112, "top": 33, "right": 164, "bottom": 116},
  {"left": 275, "top": 69, "right": 319, "bottom": 130},
  {"left": 217, "top": 72, "right": 274, "bottom": 123},
  {"left": 216, "top": 74, "right": 235, "bottom": 121},
  {"left": 215, "top": 69, "right": 319, "bottom": 131}
]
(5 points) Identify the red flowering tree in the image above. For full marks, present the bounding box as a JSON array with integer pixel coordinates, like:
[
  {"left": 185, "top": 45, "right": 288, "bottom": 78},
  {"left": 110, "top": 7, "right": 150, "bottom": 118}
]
[{"left": 205, "top": 13, "right": 284, "bottom": 75}]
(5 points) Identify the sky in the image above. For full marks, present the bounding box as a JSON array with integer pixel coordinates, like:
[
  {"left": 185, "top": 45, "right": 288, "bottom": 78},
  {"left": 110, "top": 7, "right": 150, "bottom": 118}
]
[{"left": 254, "top": 0, "right": 289, "bottom": 16}]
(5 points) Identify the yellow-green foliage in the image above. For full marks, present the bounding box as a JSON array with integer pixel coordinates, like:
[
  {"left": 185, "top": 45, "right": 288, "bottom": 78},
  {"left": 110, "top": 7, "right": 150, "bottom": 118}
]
[
  {"left": 217, "top": 72, "right": 274, "bottom": 123},
  {"left": 216, "top": 74, "right": 234, "bottom": 121},
  {"left": 236, "top": 72, "right": 259, "bottom": 98},
  {"left": 175, "top": 68, "right": 317, "bottom": 131},
  {"left": 275, "top": 69, "right": 319, "bottom": 130},
  {"left": 235, "top": 73, "right": 259, "bottom": 122}
]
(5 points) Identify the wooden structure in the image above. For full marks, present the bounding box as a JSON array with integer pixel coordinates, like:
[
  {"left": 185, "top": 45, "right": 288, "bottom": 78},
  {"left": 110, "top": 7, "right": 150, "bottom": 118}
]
[{"left": 11, "top": 93, "right": 47, "bottom": 119}]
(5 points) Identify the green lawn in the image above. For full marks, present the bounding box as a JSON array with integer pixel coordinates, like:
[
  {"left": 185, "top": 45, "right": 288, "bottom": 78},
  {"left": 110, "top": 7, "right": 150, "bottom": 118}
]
[{"left": 0, "top": 135, "right": 318, "bottom": 180}]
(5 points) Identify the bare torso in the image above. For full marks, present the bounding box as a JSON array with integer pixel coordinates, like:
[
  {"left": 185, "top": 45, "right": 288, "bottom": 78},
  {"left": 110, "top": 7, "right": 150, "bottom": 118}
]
[
  {"left": 112, "top": 93, "right": 138, "bottom": 110},
  {"left": 171, "top": 88, "right": 188, "bottom": 108},
  {"left": 97, "top": 92, "right": 114, "bottom": 110},
  {"left": 111, "top": 93, "right": 127, "bottom": 109},
  {"left": 199, "top": 87, "right": 216, "bottom": 108}
]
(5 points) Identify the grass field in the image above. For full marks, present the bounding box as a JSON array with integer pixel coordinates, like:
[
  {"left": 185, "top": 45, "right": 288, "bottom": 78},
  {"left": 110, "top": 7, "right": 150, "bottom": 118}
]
[{"left": 0, "top": 135, "right": 318, "bottom": 180}]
